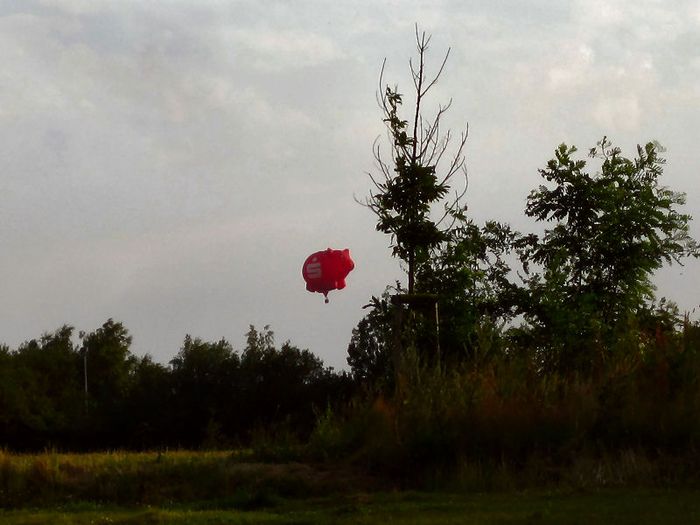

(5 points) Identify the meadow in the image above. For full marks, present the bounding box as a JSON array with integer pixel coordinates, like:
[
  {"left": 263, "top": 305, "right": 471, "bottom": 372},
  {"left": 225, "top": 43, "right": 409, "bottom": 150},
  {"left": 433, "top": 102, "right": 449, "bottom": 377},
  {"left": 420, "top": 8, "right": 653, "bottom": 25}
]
[{"left": 2, "top": 449, "right": 700, "bottom": 524}]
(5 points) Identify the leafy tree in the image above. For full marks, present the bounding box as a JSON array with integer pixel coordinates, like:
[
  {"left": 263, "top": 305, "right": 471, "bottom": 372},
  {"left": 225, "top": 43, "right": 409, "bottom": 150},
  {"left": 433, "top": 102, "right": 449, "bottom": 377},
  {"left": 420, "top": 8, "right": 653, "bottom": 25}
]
[
  {"left": 241, "top": 324, "right": 276, "bottom": 368},
  {"left": 1, "top": 322, "right": 139, "bottom": 449},
  {"left": 170, "top": 335, "right": 238, "bottom": 447},
  {"left": 416, "top": 220, "right": 523, "bottom": 361},
  {"left": 164, "top": 325, "right": 345, "bottom": 446},
  {"left": 0, "top": 320, "right": 350, "bottom": 450},
  {"left": 10, "top": 326, "right": 83, "bottom": 448},
  {"left": 348, "top": 220, "right": 525, "bottom": 374},
  {"left": 0, "top": 344, "right": 23, "bottom": 447},
  {"left": 363, "top": 26, "right": 468, "bottom": 294},
  {"left": 170, "top": 335, "right": 237, "bottom": 383},
  {"left": 239, "top": 325, "right": 341, "bottom": 437},
  {"left": 520, "top": 138, "right": 699, "bottom": 368},
  {"left": 80, "top": 319, "right": 135, "bottom": 412},
  {"left": 347, "top": 292, "right": 395, "bottom": 385},
  {"left": 354, "top": 28, "right": 525, "bottom": 373},
  {"left": 123, "top": 354, "right": 173, "bottom": 449}
]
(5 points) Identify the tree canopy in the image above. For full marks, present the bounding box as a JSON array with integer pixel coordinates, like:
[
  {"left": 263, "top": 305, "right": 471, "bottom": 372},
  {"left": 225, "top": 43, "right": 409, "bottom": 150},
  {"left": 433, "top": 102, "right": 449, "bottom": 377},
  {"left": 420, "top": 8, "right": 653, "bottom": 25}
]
[{"left": 364, "top": 26, "right": 468, "bottom": 294}]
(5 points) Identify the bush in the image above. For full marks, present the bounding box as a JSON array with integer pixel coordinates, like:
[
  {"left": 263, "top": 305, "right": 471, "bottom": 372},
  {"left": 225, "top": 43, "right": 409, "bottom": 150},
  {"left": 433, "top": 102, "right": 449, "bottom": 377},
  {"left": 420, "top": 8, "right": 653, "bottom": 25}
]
[{"left": 311, "top": 328, "right": 700, "bottom": 487}]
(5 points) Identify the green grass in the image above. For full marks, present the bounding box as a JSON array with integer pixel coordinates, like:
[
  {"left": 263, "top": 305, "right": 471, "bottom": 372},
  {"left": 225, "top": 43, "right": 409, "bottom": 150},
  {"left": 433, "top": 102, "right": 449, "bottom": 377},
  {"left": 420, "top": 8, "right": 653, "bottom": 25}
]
[
  {"left": 2, "top": 450, "right": 700, "bottom": 524},
  {"left": 2, "top": 489, "right": 700, "bottom": 524}
]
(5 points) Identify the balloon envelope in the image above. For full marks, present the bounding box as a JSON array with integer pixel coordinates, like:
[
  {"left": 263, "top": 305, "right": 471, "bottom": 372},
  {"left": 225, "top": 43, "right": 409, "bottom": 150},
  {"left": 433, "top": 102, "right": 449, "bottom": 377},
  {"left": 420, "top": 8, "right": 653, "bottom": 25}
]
[{"left": 302, "top": 248, "right": 355, "bottom": 302}]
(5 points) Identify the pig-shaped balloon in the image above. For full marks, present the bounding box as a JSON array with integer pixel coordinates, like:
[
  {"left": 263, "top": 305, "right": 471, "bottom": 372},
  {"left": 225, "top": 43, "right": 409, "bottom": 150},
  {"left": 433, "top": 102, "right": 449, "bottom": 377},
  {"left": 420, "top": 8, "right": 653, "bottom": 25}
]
[{"left": 302, "top": 248, "right": 355, "bottom": 303}]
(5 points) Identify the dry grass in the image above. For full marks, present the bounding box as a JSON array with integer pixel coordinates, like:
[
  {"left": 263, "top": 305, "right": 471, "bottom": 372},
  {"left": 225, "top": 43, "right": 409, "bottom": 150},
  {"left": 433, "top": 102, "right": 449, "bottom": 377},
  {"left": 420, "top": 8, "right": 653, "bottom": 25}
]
[{"left": 0, "top": 449, "right": 381, "bottom": 509}]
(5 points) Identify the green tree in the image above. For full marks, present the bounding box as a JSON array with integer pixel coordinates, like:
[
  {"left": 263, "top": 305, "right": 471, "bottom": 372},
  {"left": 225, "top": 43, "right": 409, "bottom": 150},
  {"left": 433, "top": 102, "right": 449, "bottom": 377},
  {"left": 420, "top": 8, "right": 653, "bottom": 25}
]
[
  {"left": 0, "top": 344, "right": 23, "bottom": 447},
  {"left": 10, "top": 326, "right": 83, "bottom": 448},
  {"left": 416, "top": 220, "right": 523, "bottom": 361},
  {"left": 521, "top": 138, "right": 699, "bottom": 368},
  {"left": 81, "top": 320, "right": 135, "bottom": 409},
  {"left": 347, "top": 292, "right": 394, "bottom": 384},
  {"left": 123, "top": 354, "right": 173, "bottom": 449},
  {"left": 347, "top": 220, "right": 524, "bottom": 376},
  {"left": 363, "top": 26, "right": 468, "bottom": 294},
  {"left": 80, "top": 319, "right": 136, "bottom": 445},
  {"left": 239, "top": 326, "right": 337, "bottom": 437},
  {"left": 354, "top": 28, "right": 525, "bottom": 374},
  {"left": 170, "top": 335, "right": 238, "bottom": 447}
]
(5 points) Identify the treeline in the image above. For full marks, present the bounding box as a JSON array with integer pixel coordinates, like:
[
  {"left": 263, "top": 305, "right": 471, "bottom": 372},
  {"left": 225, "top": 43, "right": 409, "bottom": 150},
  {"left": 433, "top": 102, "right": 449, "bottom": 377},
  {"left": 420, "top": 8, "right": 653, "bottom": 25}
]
[
  {"left": 332, "top": 148, "right": 700, "bottom": 481},
  {"left": 0, "top": 321, "right": 351, "bottom": 451},
  {"left": 348, "top": 139, "right": 700, "bottom": 381}
]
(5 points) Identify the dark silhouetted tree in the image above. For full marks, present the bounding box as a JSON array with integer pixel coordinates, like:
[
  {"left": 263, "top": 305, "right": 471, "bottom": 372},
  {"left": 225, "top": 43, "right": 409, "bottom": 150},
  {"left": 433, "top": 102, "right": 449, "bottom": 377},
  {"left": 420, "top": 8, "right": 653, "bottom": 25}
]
[
  {"left": 170, "top": 335, "right": 238, "bottom": 447},
  {"left": 362, "top": 26, "right": 468, "bottom": 294},
  {"left": 10, "top": 326, "right": 83, "bottom": 449},
  {"left": 80, "top": 319, "right": 136, "bottom": 445}
]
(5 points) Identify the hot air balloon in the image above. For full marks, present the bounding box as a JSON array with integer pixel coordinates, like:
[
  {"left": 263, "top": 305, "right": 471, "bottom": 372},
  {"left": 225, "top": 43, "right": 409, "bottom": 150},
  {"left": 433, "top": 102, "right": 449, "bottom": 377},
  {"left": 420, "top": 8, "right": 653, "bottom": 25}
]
[{"left": 302, "top": 248, "right": 355, "bottom": 303}]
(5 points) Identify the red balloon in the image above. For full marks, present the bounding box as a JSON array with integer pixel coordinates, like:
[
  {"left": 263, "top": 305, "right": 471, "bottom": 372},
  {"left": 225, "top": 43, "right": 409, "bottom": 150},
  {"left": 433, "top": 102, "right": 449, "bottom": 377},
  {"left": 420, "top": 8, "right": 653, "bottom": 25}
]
[{"left": 302, "top": 248, "right": 355, "bottom": 303}]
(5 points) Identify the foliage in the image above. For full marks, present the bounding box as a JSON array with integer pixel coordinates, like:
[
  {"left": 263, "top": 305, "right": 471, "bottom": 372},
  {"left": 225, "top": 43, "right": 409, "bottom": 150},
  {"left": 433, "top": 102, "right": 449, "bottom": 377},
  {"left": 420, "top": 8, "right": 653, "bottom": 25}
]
[
  {"left": 416, "top": 220, "right": 522, "bottom": 362},
  {"left": 80, "top": 319, "right": 137, "bottom": 445},
  {"left": 7, "top": 326, "right": 84, "bottom": 449},
  {"left": 237, "top": 325, "right": 353, "bottom": 441},
  {"left": 357, "top": 28, "right": 517, "bottom": 368},
  {"left": 346, "top": 291, "right": 395, "bottom": 385},
  {"left": 0, "top": 322, "right": 350, "bottom": 451},
  {"left": 347, "top": 219, "right": 522, "bottom": 376},
  {"left": 123, "top": 355, "right": 172, "bottom": 449},
  {"left": 169, "top": 335, "right": 238, "bottom": 448},
  {"left": 344, "top": 129, "right": 700, "bottom": 482},
  {"left": 329, "top": 317, "right": 700, "bottom": 483},
  {"left": 363, "top": 26, "right": 468, "bottom": 293},
  {"left": 518, "top": 139, "right": 699, "bottom": 370},
  {"left": 352, "top": 141, "right": 698, "bottom": 389}
]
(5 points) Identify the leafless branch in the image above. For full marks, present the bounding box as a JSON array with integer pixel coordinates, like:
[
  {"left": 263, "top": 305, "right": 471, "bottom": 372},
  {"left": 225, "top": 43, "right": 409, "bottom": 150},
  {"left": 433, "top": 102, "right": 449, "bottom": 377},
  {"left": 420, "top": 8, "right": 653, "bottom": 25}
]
[
  {"left": 376, "top": 58, "right": 388, "bottom": 114},
  {"left": 436, "top": 166, "right": 469, "bottom": 229},
  {"left": 438, "top": 126, "right": 469, "bottom": 187}
]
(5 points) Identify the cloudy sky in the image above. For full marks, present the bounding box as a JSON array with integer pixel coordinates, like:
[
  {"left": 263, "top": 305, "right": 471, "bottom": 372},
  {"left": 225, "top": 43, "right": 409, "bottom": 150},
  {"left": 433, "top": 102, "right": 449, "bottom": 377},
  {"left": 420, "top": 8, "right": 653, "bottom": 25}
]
[{"left": 2, "top": 0, "right": 699, "bottom": 369}]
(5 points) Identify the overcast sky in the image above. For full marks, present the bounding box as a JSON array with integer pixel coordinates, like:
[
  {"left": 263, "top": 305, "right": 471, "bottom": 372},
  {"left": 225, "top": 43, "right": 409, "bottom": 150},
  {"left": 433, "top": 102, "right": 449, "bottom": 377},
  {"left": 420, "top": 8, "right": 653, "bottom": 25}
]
[{"left": 2, "top": 0, "right": 699, "bottom": 369}]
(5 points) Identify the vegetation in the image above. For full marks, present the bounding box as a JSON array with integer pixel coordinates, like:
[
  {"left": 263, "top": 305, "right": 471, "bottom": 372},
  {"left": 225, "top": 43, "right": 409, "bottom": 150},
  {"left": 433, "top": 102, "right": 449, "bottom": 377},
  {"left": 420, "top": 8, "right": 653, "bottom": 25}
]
[
  {"left": 0, "top": 323, "right": 351, "bottom": 451},
  {"left": 0, "top": 449, "right": 378, "bottom": 508},
  {"left": 2, "top": 450, "right": 700, "bottom": 523},
  {"left": 318, "top": 326, "right": 700, "bottom": 483},
  {"left": 341, "top": 27, "right": 700, "bottom": 483},
  {"left": 518, "top": 139, "right": 699, "bottom": 371}
]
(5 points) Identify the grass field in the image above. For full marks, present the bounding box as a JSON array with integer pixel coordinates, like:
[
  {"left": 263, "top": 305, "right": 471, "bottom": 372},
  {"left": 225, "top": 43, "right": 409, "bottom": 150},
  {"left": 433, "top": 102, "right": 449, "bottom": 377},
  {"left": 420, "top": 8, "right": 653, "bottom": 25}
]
[
  {"left": 2, "top": 450, "right": 700, "bottom": 524},
  {"left": 3, "top": 489, "right": 700, "bottom": 524}
]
